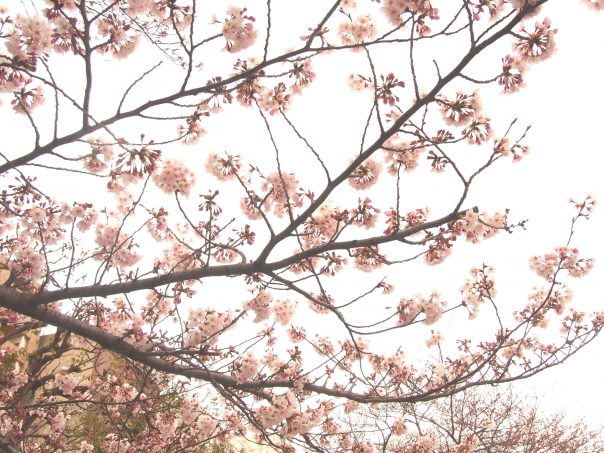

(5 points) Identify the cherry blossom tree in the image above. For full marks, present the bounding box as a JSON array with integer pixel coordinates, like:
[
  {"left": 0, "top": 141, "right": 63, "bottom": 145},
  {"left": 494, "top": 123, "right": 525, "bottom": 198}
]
[
  {"left": 340, "top": 386, "right": 604, "bottom": 452},
  {"left": 0, "top": 0, "right": 602, "bottom": 451}
]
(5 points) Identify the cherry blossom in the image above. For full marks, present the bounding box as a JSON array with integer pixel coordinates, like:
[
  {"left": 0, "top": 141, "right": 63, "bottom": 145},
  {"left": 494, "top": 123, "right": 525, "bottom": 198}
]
[
  {"left": 153, "top": 159, "right": 196, "bottom": 197},
  {"left": 0, "top": 1, "right": 601, "bottom": 451},
  {"left": 220, "top": 7, "right": 258, "bottom": 53}
]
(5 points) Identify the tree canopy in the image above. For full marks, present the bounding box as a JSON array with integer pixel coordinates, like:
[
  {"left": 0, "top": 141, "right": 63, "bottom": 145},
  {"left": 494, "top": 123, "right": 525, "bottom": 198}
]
[{"left": 0, "top": 0, "right": 602, "bottom": 451}]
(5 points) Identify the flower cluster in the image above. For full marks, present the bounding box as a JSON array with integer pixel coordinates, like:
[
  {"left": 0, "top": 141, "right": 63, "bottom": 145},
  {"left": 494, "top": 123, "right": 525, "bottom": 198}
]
[
  {"left": 582, "top": 0, "right": 604, "bottom": 9},
  {"left": 273, "top": 299, "right": 296, "bottom": 325},
  {"left": 94, "top": 224, "right": 141, "bottom": 269},
  {"left": 438, "top": 92, "right": 482, "bottom": 126},
  {"left": 397, "top": 292, "right": 446, "bottom": 325},
  {"left": 232, "top": 353, "right": 259, "bottom": 383},
  {"left": 515, "top": 285, "right": 574, "bottom": 327},
  {"left": 97, "top": 13, "right": 140, "bottom": 59},
  {"left": 187, "top": 308, "right": 234, "bottom": 345},
  {"left": 257, "top": 83, "right": 291, "bottom": 115},
  {"left": 83, "top": 139, "right": 114, "bottom": 173},
  {"left": 457, "top": 210, "right": 507, "bottom": 243},
  {"left": 498, "top": 55, "right": 525, "bottom": 93},
  {"left": 493, "top": 136, "right": 529, "bottom": 160},
  {"left": 303, "top": 204, "right": 340, "bottom": 247},
  {"left": 261, "top": 172, "right": 301, "bottom": 216},
  {"left": 220, "top": 7, "right": 258, "bottom": 53},
  {"left": 205, "top": 153, "right": 241, "bottom": 180},
  {"left": 352, "top": 246, "right": 384, "bottom": 271},
  {"left": 514, "top": 18, "right": 557, "bottom": 63},
  {"left": 391, "top": 417, "right": 408, "bottom": 435},
  {"left": 244, "top": 290, "right": 272, "bottom": 322},
  {"left": 381, "top": 0, "right": 437, "bottom": 27},
  {"left": 338, "top": 14, "right": 377, "bottom": 47},
  {"left": 370, "top": 351, "right": 413, "bottom": 383},
  {"left": 4, "top": 14, "right": 52, "bottom": 64},
  {"left": 257, "top": 390, "right": 298, "bottom": 428},
  {"left": 153, "top": 159, "right": 196, "bottom": 197},
  {"left": 53, "top": 372, "right": 79, "bottom": 396},
  {"left": 348, "top": 159, "right": 382, "bottom": 190},
  {"left": 529, "top": 247, "right": 593, "bottom": 281},
  {"left": 460, "top": 266, "right": 497, "bottom": 319}
]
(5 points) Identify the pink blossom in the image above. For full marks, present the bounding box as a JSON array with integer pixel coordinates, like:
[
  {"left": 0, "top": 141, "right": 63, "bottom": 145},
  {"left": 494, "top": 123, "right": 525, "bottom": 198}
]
[
  {"left": 10, "top": 246, "right": 47, "bottom": 282},
  {"left": 383, "top": 137, "right": 423, "bottom": 174},
  {"left": 348, "top": 159, "right": 381, "bottom": 190},
  {"left": 27, "top": 206, "right": 47, "bottom": 223},
  {"left": 205, "top": 153, "right": 241, "bottom": 180},
  {"left": 514, "top": 19, "right": 557, "bottom": 63},
  {"left": 353, "top": 441, "right": 377, "bottom": 452},
  {"left": 84, "top": 139, "right": 114, "bottom": 173},
  {"left": 153, "top": 159, "right": 196, "bottom": 197},
  {"left": 244, "top": 290, "right": 272, "bottom": 322},
  {"left": 257, "top": 83, "right": 290, "bottom": 115},
  {"left": 273, "top": 299, "right": 296, "bottom": 325},
  {"left": 78, "top": 441, "right": 95, "bottom": 453},
  {"left": 416, "top": 433, "right": 438, "bottom": 452},
  {"left": 94, "top": 224, "right": 141, "bottom": 269},
  {"left": 240, "top": 191, "right": 263, "bottom": 220},
  {"left": 262, "top": 172, "right": 300, "bottom": 216},
  {"left": 582, "top": 0, "right": 604, "bottom": 9},
  {"left": 494, "top": 136, "right": 529, "bottom": 160},
  {"left": 348, "top": 74, "right": 372, "bottom": 91},
  {"left": 438, "top": 92, "right": 482, "bottom": 126},
  {"left": 421, "top": 291, "right": 446, "bottom": 324},
  {"left": 426, "top": 330, "right": 443, "bottom": 347},
  {"left": 127, "top": 0, "right": 155, "bottom": 16},
  {"left": 351, "top": 197, "right": 380, "bottom": 229},
  {"left": 12, "top": 84, "right": 45, "bottom": 113},
  {"left": 338, "top": 14, "right": 377, "bottom": 47},
  {"left": 178, "top": 115, "right": 207, "bottom": 144},
  {"left": 381, "top": 0, "right": 425, "bottom": 25},
  {"left": 97, "top": 14, "right": 140, "bottom": 59},
  {"left": 221, "top": 7, "right": 258, "bottom": 53},
  {"left": 498, "top": 55, "right": 525, "bottom": 93},
  {"left": 455, "top": 434, "right": 479, "bottom": 453},
  {"left": 529, "top": 247, "right": 593, "bottom": 281},
  {"left": 352, "top": 246, "right": 384, "bottom": 271},
  {"left": 460, "top": 266, "right": 497, "bottom": 319},
  {"left": 391, "top": 416, "right": 407, "bottom": 435},
  {"left": 54, "top": 373, "right": 79, "bottom": 396},
  {"left": 233, "top": 353, "right": 259, "bottom": 383},
  {"left": 290, "top": 59, "right": 316, "bottom": 93},
  {"left": 188, "top": 308, "right": 234, "bottom": 345},
  {"left": 462, "top": 116, "right": 491, "bottom": 144},
  {"left": 49, "top": 411, "right": 69, "bottom": 433},
  {"left": 5, "top": 15, "right": 52, "bottom": 61},
  {"left": 257, "top": 390, "right": 298, "bottom": 428},
  {"left": 303, "top": 204, "right": 339, "bottom": 247},
  {"left": 195, "top": 414, "right": 218, "bottom": 438},
  {"left": 7, "top": 372, "right": 28, "bottom": 394}
]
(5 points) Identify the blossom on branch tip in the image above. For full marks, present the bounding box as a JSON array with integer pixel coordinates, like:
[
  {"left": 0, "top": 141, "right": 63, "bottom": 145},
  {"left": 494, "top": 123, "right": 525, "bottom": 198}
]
[
  {"left": 391, "top": 416, "right": 408, "bottom": 435},
  {"left": 220, "top": 7, "right": 258, "bottom": 53},
  {"left": 205, "top": 153, "right": 241, "bottom": 180},
  {"left": 514, "top": 19, "right": 557, "bottom": 63},
  {"left": 438, "top": 92, "right": 482, "bottom": 126},
  {"left": 348, "top": 159, "right": 381, "bottom": 189},
  {"left": 338, "top": 14, "right": 377, "bottom": 47}
]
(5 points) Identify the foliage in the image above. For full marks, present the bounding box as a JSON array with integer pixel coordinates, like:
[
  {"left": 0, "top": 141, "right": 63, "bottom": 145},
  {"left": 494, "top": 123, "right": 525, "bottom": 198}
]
[
  {"left": 0, "top": 0, "right": 602, "bottom": 451},
  {"left": 341, "top": 386, "right": 604, "bottom": 452}
]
